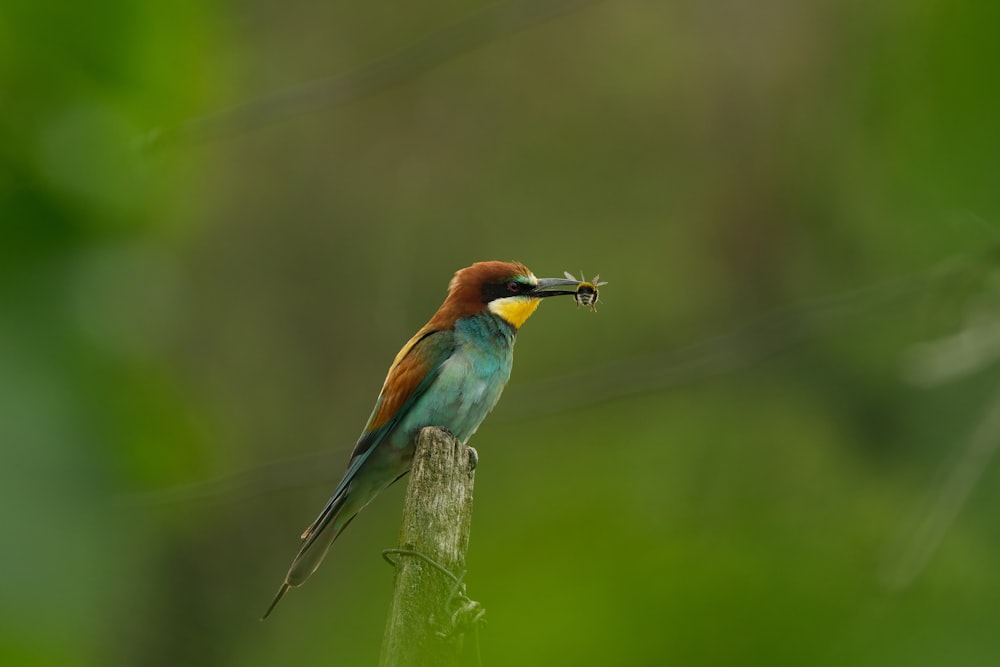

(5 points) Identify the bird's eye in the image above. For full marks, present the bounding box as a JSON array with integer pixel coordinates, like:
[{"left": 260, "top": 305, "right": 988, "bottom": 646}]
[{"left": 506, "top": 280, "right": 521, "bottom": 293}]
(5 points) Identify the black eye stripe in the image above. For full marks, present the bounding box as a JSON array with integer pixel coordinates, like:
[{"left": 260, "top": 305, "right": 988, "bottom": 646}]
[{"left": 481, "top": 278, "right": 532, "bottom": 302}]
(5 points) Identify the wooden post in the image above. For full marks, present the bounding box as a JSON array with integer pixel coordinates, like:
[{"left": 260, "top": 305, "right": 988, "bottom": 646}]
[{"left": 379, "top": 427, "right": 477, "bottom": 667}]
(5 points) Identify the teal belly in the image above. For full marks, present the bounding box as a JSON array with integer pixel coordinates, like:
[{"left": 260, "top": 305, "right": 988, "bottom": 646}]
[
  {"left": 395, "top": 312, "right": 515, "bottom": 445},
  {"left": 343, "top": 313, "right": 515, "bottom": 514}
]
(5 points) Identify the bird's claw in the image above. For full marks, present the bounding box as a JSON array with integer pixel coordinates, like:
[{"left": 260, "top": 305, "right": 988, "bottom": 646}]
[{"left": 467, "top": 446, "right": 479, "bottom": 471}]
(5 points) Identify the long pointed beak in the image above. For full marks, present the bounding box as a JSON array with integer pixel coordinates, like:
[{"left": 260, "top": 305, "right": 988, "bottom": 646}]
[{"left": 530, "top": 277, "right": 582, "bottom": 298}]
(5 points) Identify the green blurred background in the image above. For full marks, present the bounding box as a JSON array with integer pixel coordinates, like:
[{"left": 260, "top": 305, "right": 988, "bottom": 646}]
[{"left": 3, "top": 0, "right": 1000, "bottom": 664}]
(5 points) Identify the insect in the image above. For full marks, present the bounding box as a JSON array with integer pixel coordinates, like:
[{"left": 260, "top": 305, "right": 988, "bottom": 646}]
[{"left": 565, "top": 271, "right": 608, "bottom": 311}]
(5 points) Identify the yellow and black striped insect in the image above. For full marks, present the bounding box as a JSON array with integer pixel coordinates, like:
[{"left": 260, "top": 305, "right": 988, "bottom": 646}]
[{"left": 564, "top": 271, "right": 608, "bottom": 312}]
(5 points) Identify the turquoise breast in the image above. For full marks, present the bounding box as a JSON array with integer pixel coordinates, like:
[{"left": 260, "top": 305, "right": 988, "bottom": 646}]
[{"left": 397, "top": 312, "right": 516, "bottom": 444}]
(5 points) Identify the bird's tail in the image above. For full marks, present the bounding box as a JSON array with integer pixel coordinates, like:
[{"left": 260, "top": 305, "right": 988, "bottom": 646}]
[
  {"left": 261, "top": 583, "right": 290, "bottom": 620},
  {"left": 261, "top": 489, "right": 355, "bottom": 619}
]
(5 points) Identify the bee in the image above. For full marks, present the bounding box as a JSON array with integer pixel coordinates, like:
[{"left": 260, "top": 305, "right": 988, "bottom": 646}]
[{"left": 564, "top": 271, "right": 608, "bottom": 312}]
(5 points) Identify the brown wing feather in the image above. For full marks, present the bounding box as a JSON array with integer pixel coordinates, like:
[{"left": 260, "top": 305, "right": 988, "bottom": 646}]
[
  {"left": 364, "top": 326, "right": 443, "bottom": 433},
  {"left": 361, "top": 261, "right": 529, "bottom": 434}
]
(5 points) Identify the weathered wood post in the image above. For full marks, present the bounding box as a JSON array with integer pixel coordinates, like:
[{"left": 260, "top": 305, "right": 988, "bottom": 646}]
[{"left": 379, "top": 427, "right": 478, "bottom": 667}]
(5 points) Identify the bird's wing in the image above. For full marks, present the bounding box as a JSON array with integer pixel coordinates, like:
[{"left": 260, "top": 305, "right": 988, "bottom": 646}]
[
  {"left": 297, "top": 327, "right": 456, "bottom": 544},
  {"left": 363, "top": 327, "right": 453, "bottom": 434},
  {"left": 262, "top": 328, "right": 458, "bottom": 617},
  {"left": 357, "top": 326, "right": 458, "bottom": 456}
]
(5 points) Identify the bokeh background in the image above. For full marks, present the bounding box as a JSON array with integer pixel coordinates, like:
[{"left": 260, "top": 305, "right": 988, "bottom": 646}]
[{"left": 4, "top": 0, "right": 1000, "bottom": 665}]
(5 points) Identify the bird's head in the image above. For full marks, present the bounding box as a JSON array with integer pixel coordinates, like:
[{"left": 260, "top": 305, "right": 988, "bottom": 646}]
[{"left": 430, "top": 260, "right": 583, "bottom": 330}]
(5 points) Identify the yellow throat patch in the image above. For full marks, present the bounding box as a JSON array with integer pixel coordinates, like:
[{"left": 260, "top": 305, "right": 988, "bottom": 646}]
[{"left": 488, "top": 296, "right": 540, "bottom": 329}]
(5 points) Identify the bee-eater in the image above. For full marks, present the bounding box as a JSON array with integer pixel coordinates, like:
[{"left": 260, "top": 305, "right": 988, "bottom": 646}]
[{"left": 263, "top": 260, "right": 586, "bottom": 618}]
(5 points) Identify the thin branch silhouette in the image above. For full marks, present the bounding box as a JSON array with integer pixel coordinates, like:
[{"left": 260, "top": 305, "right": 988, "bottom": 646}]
[
  {"left": 144, "top": 0, "right": 602, "bottom": 148},
  {"left": 118, "top": 255, "right": 964, "bottom": 508},
  {"left": 500, "top": 265, "right": 936, "bottom": 420},
  {"left": 879, "top": 382, "right": 1000, "bottom": 592}
]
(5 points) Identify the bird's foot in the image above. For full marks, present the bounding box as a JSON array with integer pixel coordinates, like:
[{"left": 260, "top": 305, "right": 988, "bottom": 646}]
[{"left": 467, "top": 446, "right": 478, "bottom": 471}]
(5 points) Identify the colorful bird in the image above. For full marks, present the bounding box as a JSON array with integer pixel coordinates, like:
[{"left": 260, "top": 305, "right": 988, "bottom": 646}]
[{"left": 263, "top": 261, "right": 589, "bottom": 618}]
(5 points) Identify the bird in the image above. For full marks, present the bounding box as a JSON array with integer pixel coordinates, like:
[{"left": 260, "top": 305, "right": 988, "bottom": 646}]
[{"left": 262, "top": 260, "right": 586, "bottom": 618}]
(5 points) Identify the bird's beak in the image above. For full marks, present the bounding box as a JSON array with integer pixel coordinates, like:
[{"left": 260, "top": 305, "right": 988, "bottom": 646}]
[{"left": 530, "top": 277, "right": 583, "bottom": 298}]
